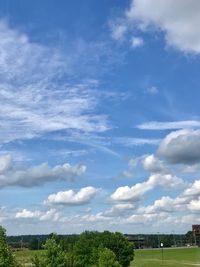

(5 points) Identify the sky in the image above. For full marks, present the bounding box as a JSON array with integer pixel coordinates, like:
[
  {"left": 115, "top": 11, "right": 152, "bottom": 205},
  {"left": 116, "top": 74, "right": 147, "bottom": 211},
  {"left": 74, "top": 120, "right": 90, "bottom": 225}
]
[{"left": 1, "top": 0, "right": 200, "bottom": 235}]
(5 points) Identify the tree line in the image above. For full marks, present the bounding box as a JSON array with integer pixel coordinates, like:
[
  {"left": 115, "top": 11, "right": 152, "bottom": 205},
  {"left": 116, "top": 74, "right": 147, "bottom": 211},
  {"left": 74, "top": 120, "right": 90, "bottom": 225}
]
[
  {"left": 8, "top": 231, "right": 196, "bottom": 250},
  {"left": 1, "top": 226, "right": 134, "bottom": 267}
]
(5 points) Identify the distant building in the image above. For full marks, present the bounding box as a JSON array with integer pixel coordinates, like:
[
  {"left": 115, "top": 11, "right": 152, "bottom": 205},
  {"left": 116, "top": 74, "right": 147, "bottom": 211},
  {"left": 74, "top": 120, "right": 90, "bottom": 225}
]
[
  {"left": 125, "top": 234, "right": 145, "bottom": 249},
  {"left": 192, "top": 225, "right": 200, "bottom": 235},
  {"left": 192, "top": 225, "right": 200, "bottom": 246}
]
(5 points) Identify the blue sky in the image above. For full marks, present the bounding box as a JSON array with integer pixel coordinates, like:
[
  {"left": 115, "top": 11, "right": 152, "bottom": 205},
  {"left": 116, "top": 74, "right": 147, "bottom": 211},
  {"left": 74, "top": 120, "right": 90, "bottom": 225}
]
[{"left": 1, "top": 0, "right": 200, "bottom": 235}]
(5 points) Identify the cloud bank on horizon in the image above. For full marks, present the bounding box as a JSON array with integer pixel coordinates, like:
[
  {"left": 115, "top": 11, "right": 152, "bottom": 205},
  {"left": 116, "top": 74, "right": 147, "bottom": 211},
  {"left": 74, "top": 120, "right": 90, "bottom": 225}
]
[{"left": 1, "top": 0, "right": 200, "bottom": 235}]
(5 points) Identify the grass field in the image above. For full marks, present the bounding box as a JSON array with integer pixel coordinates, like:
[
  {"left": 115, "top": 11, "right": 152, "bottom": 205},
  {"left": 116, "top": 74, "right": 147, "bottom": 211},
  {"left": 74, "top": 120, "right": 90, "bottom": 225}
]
[
  {"left": 14, "top": 247, "right": 200, "bottom": 266},
  {"left": 14, "top": 249, "right": 44, "bottom": 266},
  {"left": 132, "top": 247, "right": 200, "bottom": 267}
]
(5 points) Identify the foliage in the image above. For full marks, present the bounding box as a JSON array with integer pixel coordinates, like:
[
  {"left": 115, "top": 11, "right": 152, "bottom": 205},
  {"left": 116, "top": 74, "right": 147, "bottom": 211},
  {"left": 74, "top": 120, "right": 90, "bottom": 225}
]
[
  {"left": 98, "top": 248, "right": 121, "bottom": 267},
  {"left": 0, "top": 226, "right": 21, "bottom": 267},
  {"left": 72, "top": 231, "right": 133, "bottom": 267},
  {"left": 32, "top": 231, "right": 134, "bottom": 267},
  {"left": 32, "top": 235, "right": 69, "bottom": 267},
  {"left": 32, "top": 255, "right": 44, "bottom": 267}
]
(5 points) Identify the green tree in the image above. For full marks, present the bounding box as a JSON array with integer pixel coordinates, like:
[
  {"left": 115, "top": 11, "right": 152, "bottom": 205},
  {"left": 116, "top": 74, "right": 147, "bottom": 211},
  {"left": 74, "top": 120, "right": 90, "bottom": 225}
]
[
  {"left": 100, "top": 231, "right": 134, "bottom": 267},
  {"left": 32, "top": 231, "right": 134, "bottom": 267},
  {"left": 0, "top": 226, "right": 21, "bottom": 267},
  {"left": 73, "top": 231, "right": 134, "bottom": 267},
  {"left": 32, "top": 234, "right": 70, "bottom": 267},
  {"left": 98, "top": 248, "right": 121, "bottom": 267}
]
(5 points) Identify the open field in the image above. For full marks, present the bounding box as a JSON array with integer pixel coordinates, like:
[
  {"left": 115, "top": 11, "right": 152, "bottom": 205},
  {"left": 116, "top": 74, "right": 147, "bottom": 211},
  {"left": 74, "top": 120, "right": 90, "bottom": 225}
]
[
  {"left": 14, "top": 249, "right": 44, "bottom": 266},
  {"left": 14, "top": 247, "right": 200, "bottom": 267},
  {"left": 132, "top": 247, "right": 200, "bottom": 267}
]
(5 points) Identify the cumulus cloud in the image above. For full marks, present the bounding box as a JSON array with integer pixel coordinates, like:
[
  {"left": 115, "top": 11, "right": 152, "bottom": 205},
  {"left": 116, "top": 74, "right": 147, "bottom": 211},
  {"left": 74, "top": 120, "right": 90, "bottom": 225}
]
[
  {"left": 158, "top": 129, "right": 200, "bottom": 165},
  {"left": 137, "top": 179, "right": 200, "bottom": 217},
  {"left": 0, "top": 154, "right": 86, "bottom": 187},
  {"left": 110, "top": 172, "right": 183, "bottom": 202},
  {"left": 100, "top": 203, "right": 135, "bottom": 218},
  {"left": 45, "top": 186, "right": 100, "bottom": 205},
  {"left": 5, "top": 177, "right": 200, "bottom": 232},
  {"left": 188, "top": 198, "right": 200, "bottom": 211},
  {"left": 126, "top": 0, "right": 200, "bottom": 54},
  {"left": 15, "top": 209, "right": 42, "bottom": 219},
  {"left": 142, "top": 154, "right": 164, "bottom": 173},
  {"left": 15, "top": 208, "right": 60, "bottom": 222},
  {"left": 125, "top": 213, "right": 157, "bottom": 224},
  {"left": 137, "top": 120, "right": 200, "bottom": 130},
  {"left": 139, "top": 196, "right": 179, "bottom": 214},
  {"left": 182, "top": 180, "right": 200, "bottom": 198}
]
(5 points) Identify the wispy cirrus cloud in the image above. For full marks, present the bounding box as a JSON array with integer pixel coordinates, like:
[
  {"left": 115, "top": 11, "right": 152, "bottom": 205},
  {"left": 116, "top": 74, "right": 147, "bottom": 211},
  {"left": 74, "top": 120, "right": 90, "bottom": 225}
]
[
  {"left": 137, "top": 120, "right": 200, "bottom": 130},
  {"left": 113, "top": 137, "right": 160, "bottom": 146},
  {"left": 0, "top": 20, "right": 113, "bottom": 145}
]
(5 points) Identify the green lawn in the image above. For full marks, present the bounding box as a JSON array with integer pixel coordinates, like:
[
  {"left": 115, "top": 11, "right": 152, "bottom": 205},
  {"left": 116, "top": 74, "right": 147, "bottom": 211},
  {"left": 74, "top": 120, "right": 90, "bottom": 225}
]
[
  {"left": 14, "top": 247, "right": 200, "bottom": 267},
  {"left": 131, "top": 247, "right": 200, "bottom": 267}
]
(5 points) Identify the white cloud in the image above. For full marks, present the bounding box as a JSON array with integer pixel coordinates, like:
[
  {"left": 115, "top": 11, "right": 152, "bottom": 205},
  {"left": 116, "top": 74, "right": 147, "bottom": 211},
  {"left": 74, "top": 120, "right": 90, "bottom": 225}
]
[
  {"left": 137, "top": 120, "right": 200, "bottom": 130},
  {"left": 0, "top": 154, "right": 11, "bottom": 173},
  {"left": 114, "top": 137, "right": 160, "bottom": 146},
  {"left": 110, "top": 23, "right": 127, "bottom": 41},
  {"left": 110, "top": 172, "right": 183, "bottom": 202},
  {"left": 15, "top": 208, "right": 60, "bottom": 222},
  {"left": 0, "top": 154, "right": 86, "bottom": 187},
  {"left": 4, "top": 177, "right": 200, "bottom": 233},
  {"left": 126, "top": 0, "right": 200, "bottom": 54},
  {"left": 81, "top": 212, "right": 110, "bottom": 223},
  {"left": 182, "top": 180, "right": 200, "bottom": 198},
  {"left": 181, "top": 164, "right": 200, "bottom": 173},
  {"left": 110, "top": 183, "right": 152, "bottom": 202},
  {"left": 131, "top": 36, "right": 144, "bottom": 48},
  {"left": 45, "top": 186, "right": 100, "bottom": 205},
  {"left": 137, "top": 179, "right": 200, "bottom": 216},
  {"left": 142, "top": 154, "right": 164, "bottom": 173},
  {"left": 179, "top": 214, "right": 200, "bottom": 225},
  {"left": 140, "top": 196, "right": 179, "bottom": 214},
  {"left": 15, "top": 209, "right": 42, "bottom": 219},
  {"left": 188, "top": 198, "right": 200, "bottom": 211},
  {"left": 158, "top": 129, "right": 200, "bottom": 165},
  {"left": 40, "top": 209, "right": 61, "bottom": 221},
  {"left": 0, "top": 20, "right": 110, "bottom": 145},
  {"left": 101, "top": 203, "right": 135, "bottom": 218}
]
